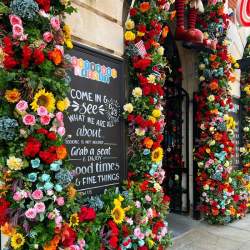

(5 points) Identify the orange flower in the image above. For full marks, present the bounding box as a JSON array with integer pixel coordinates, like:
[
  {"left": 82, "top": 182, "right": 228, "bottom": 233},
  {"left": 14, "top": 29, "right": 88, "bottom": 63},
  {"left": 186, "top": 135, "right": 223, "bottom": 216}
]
[
  {"left": 43, "top": 235, "right": 60, "bottom": 250},
  {"left": 214, "top": 132, "right": 222, "bottom": 141},
  {"left": 209, "top": 54, "right": 217, "bottom": 61},
  {"left": 162, "top": 26, "right": 169, "bottom": 38},
  {"left": 212, "top": 208, "right": 219, "bottom": 216},
  {"left": 209, "top": 80, "right": 218, "bottom": 90},
  {"left": 210, "top": 109, "right": 218, "bottom": 115},
  {"left": 170, "top": 11, "right": 176, "bottom": 20},
  {"left": 143, "top": 137, "right": 154, "bottom": 149},
  {"left": 217, "top": 7, "right": 224, "bottom": 16},
  {"left": 48, "top": 48, "right": 63, "bottom": 65},
  {"left": 140, "top": 2, "right": 150, "bottom": 12},
  {"left": 56, "top": 145, "right": 67, "bottom": 160},
  {"left": 230, "top": 206, "right": 236, "bottom": 216},
  {"left": 4, "top": 89, "right": 21, "bottom": 103},
  {"left": 67, "top": 185, "right": 77, "bottom": 200},
  {"left": 1, "top": 223, "right": 16, "bottom": 236},
  {"left": 211, "top": 61, "right": 220, "bottom": 69}
]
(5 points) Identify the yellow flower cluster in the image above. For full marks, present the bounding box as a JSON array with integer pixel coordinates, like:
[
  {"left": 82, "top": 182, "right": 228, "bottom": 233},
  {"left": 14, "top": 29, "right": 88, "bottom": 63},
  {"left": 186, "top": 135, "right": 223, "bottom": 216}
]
[
  {"left": 224, "top": 115, "right": 236, "bottom": 130},
  {"left": 111, "top": 195, "right": 128, "bottom": 224},
  {"left": 243, "top": 84, "right": 250, "bottom": 96},
  {"left": 57, "top": 97, "right": 70, "bottom": 112},
  {"left": 7, "top": 156, "right": 23, "bottom": 171},
  {"left": 63, "top": 24, "right": 73, "bottom": 49}
]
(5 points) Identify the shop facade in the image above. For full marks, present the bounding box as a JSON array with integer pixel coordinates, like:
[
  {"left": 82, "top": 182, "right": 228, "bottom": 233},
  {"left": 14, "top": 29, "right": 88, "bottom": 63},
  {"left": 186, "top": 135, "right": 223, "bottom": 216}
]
[{"left": 0, "top": 0, "right": 250, "bottom": 249}]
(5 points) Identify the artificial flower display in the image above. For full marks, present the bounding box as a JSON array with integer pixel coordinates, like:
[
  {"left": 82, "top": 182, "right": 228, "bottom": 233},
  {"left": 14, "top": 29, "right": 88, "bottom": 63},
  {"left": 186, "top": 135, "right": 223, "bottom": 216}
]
[
  {"left": 0, "top": 0, "right": 174, "bottom": 249},
  {"left": 194, "top": 1, "right": 248, "bottom": 224}
]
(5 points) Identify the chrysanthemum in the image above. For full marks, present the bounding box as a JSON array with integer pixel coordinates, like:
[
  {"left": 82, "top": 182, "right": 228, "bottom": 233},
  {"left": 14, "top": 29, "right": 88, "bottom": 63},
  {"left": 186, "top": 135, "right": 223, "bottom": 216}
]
[
  {"left": 31, "top": 89, "right": 55, "bottom": 112},
  {"left": 11, "top": 232, "right": 25, "bottom": 249},
  {"left": 5, "top": 89, "right": 21, "bottom": 103},
  {"left": 69, "top": 213, "right": 79, "bottom": 227},
  {"left": 111, "top": 206, "right": 125, "bottom": 224},
  {"left": 151, "top": 147, "right": 163, "bottom": 163}
]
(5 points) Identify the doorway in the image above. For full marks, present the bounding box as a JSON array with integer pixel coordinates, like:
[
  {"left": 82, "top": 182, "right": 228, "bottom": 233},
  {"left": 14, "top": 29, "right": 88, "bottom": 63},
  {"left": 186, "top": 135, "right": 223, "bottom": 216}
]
[{"left": 162, "top": 33, "right": 190, "bottom": 214}]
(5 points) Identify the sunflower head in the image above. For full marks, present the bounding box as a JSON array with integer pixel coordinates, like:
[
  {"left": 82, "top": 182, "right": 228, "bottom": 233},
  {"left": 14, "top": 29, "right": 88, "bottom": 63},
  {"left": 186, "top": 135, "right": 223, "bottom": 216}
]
[
  {"left": 151, "top": 147, "right": 163, "bottom": 163},
  {"left": 111, "top": 206, "right": 125, "bottom": 224},
  {"left": 69, "top": 213, "right": 79, "bottom": 227},
  {"left": 11, "top": 232, "right": 25, "bottom": 249},
  {"left": 31, "top": 89, "right": 55, "bottom": 113}
]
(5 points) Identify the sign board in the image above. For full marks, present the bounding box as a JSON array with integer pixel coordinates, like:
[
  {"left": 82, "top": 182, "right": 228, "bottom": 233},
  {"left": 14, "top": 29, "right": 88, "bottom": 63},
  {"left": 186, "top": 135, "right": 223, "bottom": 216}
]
[
  {"left": 64, "top": 44, "right": 127, "bottom": 195},
  {"left": 230, "top": 98, "right": 241, "bottom": 168}
]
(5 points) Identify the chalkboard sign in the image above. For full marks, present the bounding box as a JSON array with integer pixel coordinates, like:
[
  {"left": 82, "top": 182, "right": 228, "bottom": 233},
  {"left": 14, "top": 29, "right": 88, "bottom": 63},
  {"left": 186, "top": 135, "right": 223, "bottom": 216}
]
[
  {"left": 230, "top": 98, "right": 241, "bottom": 168},
  {"left": 64, "top": 44, "right": 127, "bottom": 195}
]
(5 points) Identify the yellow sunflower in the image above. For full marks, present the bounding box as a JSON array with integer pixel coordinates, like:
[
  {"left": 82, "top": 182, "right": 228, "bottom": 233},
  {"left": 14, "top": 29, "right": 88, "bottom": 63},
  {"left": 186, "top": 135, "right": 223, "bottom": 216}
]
[
  {"left": 31, "top": 89, "right": 55, "bottom": 112},
  {"left": 11, "top": 233, "right": 25, "bottom": 249},
  {"left": 69, "top": 213, "right": 79, "bottom": 227},
  {"left": 151, "top": 147, "right": 163, "bottom": 163},
  {"left": 111, "top": 206, "right": 125, "bottom": 224},
  {"left": 5, "top": 89, "right": 21, "bottom": 103}
]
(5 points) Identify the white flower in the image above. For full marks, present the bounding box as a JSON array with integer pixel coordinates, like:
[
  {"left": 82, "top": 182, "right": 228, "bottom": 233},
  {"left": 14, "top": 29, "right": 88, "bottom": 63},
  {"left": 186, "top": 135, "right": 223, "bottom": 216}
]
[
  {"left": 132, "top": 87, "right": 142, "bottom": 98},
  {"left": 154, "top": 182, "right": 161, "bottom": 192},
  {"left": 123, "top": 103, "right": 133, "bottom": 113},
  {"left": 7, "top": 156, "right": 23, "bottom": 170},
  {"left": 198, "top": 162, "right": 204, "bottom": 167},
  {"left": 199, "top": 64, "right": 205, "bottom": 70},
  {"left": 199, "top": 76, "right": 205, "bottom": 81},
  {"left": 209, "top": 140, "right": 216, "bottom": 146},
  {"left": 125, "top": 19, "right": 135, "bottom": 30},
  {"left": 135, "top": 128, "right": 145, "bottom": 136},
  {"left": 157, "top": 46, "right": 164, "bottom": 56},
  {"left": 243, "top": 127, "right": 249, "bottom": 132},
  {"left": 224, "top": 161, "right": 230, "bottom": 167},
  {"left": 147, "top": 74, "right": 156, "bottom": 84},
  {"left": 200, "top": 124, "right": 206, "bottom": 130},
  {"left": 240, "top": 147, "right": 246, "bottom": 153},
  {"left": 207, "top": 95, "right": 215, "bottom": 102}
]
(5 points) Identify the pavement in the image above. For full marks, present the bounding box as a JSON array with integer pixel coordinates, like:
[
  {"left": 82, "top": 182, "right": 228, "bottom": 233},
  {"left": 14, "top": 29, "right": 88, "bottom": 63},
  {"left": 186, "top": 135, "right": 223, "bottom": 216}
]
[{"left": 168, "top": 213, "right": 250, "bottom": 250}]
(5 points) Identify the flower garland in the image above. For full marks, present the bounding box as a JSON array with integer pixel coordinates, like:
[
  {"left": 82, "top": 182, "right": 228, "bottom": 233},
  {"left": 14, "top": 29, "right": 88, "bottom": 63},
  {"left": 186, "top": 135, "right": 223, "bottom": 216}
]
[
  {"left": 0, "top": 0, "right": 174, "bottom": 249},
  {"left": 194, "top": 1, "right": 248, "bottom": 224},
  {"left": 240, "top": 36, "right": 250, "bottom": 207}
]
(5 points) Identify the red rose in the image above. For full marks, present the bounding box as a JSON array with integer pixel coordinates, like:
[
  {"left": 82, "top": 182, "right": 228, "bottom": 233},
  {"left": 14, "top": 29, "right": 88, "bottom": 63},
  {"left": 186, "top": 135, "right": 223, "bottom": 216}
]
[
  {"left": 47, "top": 132, "right": 57, "bottom": 141},
  {"left": 3, "top": 55, "right": 18, "bottom": 69},
  {"left": 61, "top": 224, "right": 77, "bottom": 247},
  {"left": 36, "top": 0, "right": 50, "bottom": 12},
  {"left": 142, "top": 85, "right": 151, "bottom": 95},
  {"left": 138, "top": 246, "right": 149, "bottom": 250},
  {"left": 133, "top": 58, "right": 152, "bottom": 71},
  {"left": 127, "top": 114, "right": 134, "bottom": 122},
  {"left": 22, "top": 45, "right": 33, "bottom": 68},
  {"left": 109, "top": 236, "right": 118, "bottom": 249},
  {"left": 36, "top": 128, "right": 48, "bottom": 135},
  {"left": 24, "top": 137, "right": 42, "bottom": 157},
  {"left": 0, "top": 198, "right": 10, "bottom": 226},
  {"left": 33, "top": 48, "right": 45, "bottom": 65},
  {"left": 137, "top": 24, "right": 146, "bottom": 33},
  {"left": 39, "top": 151, "right": 57, "bottom": 164},
  {"left": 78, "top": 207, "right": 96, "bottom": 222},
  {"left": 129, "top": 8, "right": 137, "bottom": 17}
]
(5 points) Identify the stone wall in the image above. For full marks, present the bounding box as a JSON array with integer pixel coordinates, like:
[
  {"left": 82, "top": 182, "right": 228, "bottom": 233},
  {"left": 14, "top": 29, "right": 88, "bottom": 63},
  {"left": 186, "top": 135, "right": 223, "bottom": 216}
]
[{"left": 66, "top": 0, "right": 128, "bottom": 58}]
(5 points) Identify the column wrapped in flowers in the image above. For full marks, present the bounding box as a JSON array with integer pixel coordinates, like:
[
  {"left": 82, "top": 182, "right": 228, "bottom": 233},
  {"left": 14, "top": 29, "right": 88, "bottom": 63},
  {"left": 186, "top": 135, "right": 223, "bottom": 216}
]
[
  {"left": 194, "top": 0, "right": 248, "bottom": 224},
  {"left": 0, "top": 0, "right": 174, "bottom": 249}
]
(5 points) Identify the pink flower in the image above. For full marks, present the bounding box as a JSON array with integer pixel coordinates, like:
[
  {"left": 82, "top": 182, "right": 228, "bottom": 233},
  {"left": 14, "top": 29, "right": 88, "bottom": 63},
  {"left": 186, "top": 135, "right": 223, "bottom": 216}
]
[
  {"left": 47, "top": 190, "right": 54, "bottom": 196},
  {"left": 37, "top": 106, "right": 48, "bottom": 116},
  {"left": 13, "top": 192, "right": 22, "bottom": 201},
  {"left": 34, "top": 202, "right": 46, "bottom": 213},
  {"left": 48, "top": 212, "right": 54, "bottom": 220},
  {"left": 50, "top": 17, "right": 60, "bottom": 31},
  {"left": 135, "top": 201, "right": 141, "bottom": 208},
  {"left": 145, "top": 195, "right": 151, "bottom": 202},
  {"left": 57, "top": 126, "right": 65, "bottom": 136},
  {"left": 25, "top": 208, "right": 37, "bottom": 219},
  {"left": 32, "top": 190, "right": 43, "bottom": 200},
  {"left": 9, "top": 15, "right": 22, "bottom": 26},
  {"left": 56, "top": 197, "right": 65, "bottom": 206},
  {"left": 56, "top": 112, "right": 64, "bottom": 123},
  {"left": 16, "top": 100, "right": 28, "bottom": 112},
  {"left": 12, "top": 24, "right": 24, "bottom": 39},
  {"left": 23, "top": 114, "right": 36, "bottom": 126},
  {"left": 40, "top": 115, "right": 51, "bottom": 125},
  {"left": 43, "top": 32, "right": 54, "bottom": 43},
  {"left": 55, "top": 215, "right": 62, "bottom": 225},
  {"left": 134, "top": 227, "right": 144, "bottom": 239},
  {"left": 78, "top": 239, "right": 86, "bottom": 249},
  {"left": 69, "top": 246, "right": 80, "bottom": 250}
]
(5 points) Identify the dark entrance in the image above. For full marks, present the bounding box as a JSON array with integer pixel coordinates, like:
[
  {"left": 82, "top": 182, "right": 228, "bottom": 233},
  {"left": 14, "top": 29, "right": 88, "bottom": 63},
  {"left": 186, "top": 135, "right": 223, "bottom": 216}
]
[{"left": 162, "top": 33, "right": 190, "bottom": 214}]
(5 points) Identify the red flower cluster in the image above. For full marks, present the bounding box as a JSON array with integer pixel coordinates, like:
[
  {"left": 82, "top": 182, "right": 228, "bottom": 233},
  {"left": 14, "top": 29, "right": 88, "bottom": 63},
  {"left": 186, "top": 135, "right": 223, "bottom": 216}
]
[
  {"left": 0, "top": 197, "right": 10, "bottom": 226},
  {"left": 61, "top": 224, "right": 77, "bottom": 247},
  {"left": 24, "top": 136, "right": 42, "bottom": 158},
  {"left": 78, "top": 207, "right": 96, "bottom": 222},
  {"left": 2, "top": 36, "right": 18, "bottom": 69},
  {"left": 36, "top": 0, "right": 50, "bottom": 12}
]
